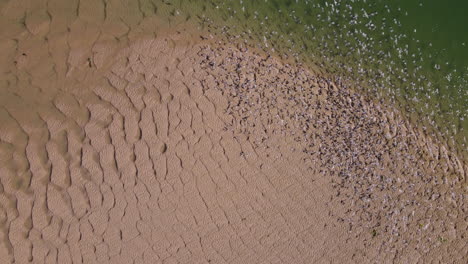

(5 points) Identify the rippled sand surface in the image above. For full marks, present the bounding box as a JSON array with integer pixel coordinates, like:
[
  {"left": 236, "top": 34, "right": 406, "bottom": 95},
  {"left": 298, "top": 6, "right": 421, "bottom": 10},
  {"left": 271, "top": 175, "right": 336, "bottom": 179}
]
[{"left": 0, "top": 1, "right": 466, "bottom": 263}]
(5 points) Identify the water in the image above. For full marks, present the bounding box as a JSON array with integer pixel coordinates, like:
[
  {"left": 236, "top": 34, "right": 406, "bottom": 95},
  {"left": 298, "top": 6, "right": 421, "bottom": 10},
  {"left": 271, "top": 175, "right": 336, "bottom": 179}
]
[
  {"left": 398, "top": 0, "right": 468, "bottom": 70},
  {"left": 157, "top": 0, "right": 468, "bottom": 156}
]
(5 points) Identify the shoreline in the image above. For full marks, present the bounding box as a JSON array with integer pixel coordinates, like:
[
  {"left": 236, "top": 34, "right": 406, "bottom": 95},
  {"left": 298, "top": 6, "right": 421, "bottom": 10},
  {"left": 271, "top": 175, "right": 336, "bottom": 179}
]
[
  {"left": 181, "top": 6, "right": 468, "bottom": 165},
  {"left": 168, "top": 0, "right": 468, "bottom": 161},
  {"left": 201, "top": 26, "right": 468, "bottom": 181}
]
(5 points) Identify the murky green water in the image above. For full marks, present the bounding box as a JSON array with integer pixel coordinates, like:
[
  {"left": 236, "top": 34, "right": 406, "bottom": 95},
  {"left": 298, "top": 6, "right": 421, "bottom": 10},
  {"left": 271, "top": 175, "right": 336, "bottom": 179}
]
[{"left": 158, "top": 0, "right": 467, "bottom": 156}]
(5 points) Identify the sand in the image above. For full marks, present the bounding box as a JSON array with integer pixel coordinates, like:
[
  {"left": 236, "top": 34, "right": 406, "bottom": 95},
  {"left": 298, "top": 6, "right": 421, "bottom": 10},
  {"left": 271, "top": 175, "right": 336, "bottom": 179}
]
[{"left": 0, "top": 0, "right": 467, "bottom": 263}]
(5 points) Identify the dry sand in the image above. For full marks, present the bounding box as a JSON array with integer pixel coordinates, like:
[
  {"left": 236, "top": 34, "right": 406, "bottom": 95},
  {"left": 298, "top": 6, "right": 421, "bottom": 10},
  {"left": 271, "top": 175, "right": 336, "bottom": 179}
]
[{"left": 0, "top": 1, "right": 467, "bottom": 263}]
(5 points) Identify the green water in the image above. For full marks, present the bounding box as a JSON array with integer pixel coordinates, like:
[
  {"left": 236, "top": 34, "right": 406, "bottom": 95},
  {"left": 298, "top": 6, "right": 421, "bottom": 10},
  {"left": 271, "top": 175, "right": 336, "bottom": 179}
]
[
  {"left": 156, "top": 0, "right": 467, "bottom": 155},
  {"left": 398, "top": 0, "right": 468, "bottom": 70}
]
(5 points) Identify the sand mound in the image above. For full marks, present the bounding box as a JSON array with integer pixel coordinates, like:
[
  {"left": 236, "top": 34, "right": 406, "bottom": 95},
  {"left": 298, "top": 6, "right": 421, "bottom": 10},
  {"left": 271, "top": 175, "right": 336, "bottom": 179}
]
[{"left": 0, "top": 19, "right": 348, "bottom": 262}]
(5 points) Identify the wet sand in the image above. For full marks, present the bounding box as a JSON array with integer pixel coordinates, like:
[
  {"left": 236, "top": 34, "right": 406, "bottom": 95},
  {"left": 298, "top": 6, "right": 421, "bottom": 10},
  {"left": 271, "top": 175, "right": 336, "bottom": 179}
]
[{"left": 0, "top": 1, "right": 467, "bottom": 263}]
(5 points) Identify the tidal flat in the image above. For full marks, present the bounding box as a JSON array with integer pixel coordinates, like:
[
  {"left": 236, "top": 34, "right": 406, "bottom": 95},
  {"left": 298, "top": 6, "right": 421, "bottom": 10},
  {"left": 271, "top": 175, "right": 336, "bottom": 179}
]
[{"left": 0, "top": 0, "right": 466, "bottom": 263}]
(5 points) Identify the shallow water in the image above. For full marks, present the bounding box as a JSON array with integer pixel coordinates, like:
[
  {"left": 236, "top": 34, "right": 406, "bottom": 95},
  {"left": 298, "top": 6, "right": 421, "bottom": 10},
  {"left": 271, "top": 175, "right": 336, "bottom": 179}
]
[{"left": 162, "top": 0, "right": 467, "bottom": 156}]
